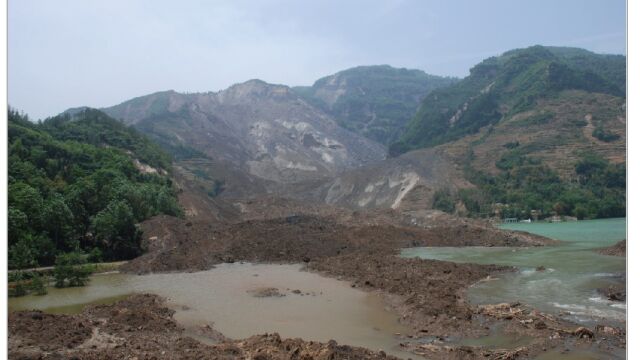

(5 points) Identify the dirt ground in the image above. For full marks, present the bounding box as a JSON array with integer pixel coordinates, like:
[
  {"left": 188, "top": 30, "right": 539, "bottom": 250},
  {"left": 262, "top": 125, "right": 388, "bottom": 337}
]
[
  {"left": 9, "top": 294, "right": 396, "bottom": 359},
  {"left": 121, "top": 211, "right": 551, "bottom": 274},
  {"left": 8, "top": 287, "right": 625, "bottom": 360}
]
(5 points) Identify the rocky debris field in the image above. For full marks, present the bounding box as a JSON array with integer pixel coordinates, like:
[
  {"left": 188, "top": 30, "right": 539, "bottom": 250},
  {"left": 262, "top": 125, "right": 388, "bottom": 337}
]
[{"left": 9, "top": 294, "right": 396, "bottom": 360}]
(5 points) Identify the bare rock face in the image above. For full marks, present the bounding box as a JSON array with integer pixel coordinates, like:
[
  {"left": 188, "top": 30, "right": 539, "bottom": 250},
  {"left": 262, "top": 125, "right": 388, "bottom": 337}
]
[
  {"left": 294, "top": 147, "right": 471, "bottom": 210},
  {"left": 102, "top": 80, "right": 386, "bottom": 185}
]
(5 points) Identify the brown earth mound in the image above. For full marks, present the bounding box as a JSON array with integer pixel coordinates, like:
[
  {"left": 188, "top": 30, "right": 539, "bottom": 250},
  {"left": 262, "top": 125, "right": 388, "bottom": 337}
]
[
  {"left": 308, "top": 253, "right": 510, "bottom": 334},
  {"left": 597, "top": 240, "right": 626, "bottom": 256},
  {"left": 8, "top": 311, "right": 92, "bottom": 351},
  {"left": 123, "top": 213, "right": 550, "bottom": 274}
]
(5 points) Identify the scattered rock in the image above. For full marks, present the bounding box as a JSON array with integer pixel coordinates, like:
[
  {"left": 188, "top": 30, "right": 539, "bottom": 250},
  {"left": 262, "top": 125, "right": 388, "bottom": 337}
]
[
  {"left": 247, "top": 287, "right": 285, "bottom": 298},
  {"left": 573, "top": 327, "right": 594, "bottom": 339},
  {"left": 599, "top": 285, "right": 626, "bottom": 302}
]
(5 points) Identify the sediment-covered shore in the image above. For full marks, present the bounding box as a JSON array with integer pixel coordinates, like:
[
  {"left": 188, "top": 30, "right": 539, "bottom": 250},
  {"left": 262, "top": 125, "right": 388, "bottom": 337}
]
[{"left": 8, "top": 213, "right": 626, "bottom": 359}]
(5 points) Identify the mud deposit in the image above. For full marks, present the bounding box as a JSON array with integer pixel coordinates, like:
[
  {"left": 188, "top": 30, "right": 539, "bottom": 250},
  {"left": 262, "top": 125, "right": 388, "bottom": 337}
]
[
  {"left": 9, "top": 294, "right": 397, "bottom": 359},
  {"left": 10, "top": 264, "right": 414, "bottom": 358}
]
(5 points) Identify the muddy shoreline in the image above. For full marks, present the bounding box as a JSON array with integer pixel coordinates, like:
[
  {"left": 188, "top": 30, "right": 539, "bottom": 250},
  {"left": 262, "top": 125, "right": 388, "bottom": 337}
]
[
  {"left": 597, "top": 240, "right": 626, "bottom": 257},
  {"left": 9, "top": 294, "right": 396, "bottom": 359},
  {"left": 9, "top": 212, "right": 626, "bottom": 359}
]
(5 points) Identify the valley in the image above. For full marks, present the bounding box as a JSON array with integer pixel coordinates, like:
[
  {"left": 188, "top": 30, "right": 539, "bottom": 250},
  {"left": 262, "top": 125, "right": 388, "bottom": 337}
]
[{"left": 8, "top": 46, "right": 627, "bottom": 359}]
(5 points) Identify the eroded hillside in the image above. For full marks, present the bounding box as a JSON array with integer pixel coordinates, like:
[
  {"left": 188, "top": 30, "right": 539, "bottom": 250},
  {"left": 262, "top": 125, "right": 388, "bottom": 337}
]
[{"left": 102, "top": 80, "right": 386, "bottom": 186}]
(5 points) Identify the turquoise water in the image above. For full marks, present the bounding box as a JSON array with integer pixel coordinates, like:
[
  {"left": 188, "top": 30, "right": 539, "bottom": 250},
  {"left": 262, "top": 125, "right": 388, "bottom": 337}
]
[{"left": 401, "top": 218, "right": 626, "bottom": 325}]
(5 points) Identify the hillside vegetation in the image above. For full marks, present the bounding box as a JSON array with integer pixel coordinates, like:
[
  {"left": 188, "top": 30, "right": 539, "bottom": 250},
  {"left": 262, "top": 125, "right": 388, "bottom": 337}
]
[
  {"left": 294, "top": 65, "right": 457, "bottom": 144},
  {"left": 8, "top": 109, "right": 182, "bottom": 268},
  {"left": 392, "top": 46, "right": 624, "bottom": 154},
  {"left": 389, "top": 46, "right": 626, "bottom": 220}
]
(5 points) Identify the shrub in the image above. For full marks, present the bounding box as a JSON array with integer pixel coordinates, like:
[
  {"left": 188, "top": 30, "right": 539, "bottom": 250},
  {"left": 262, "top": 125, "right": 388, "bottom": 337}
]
[
  {"left": 592, "top": 126, "right": 620, "bottom": 142},
  {"left": 432, "top": 188, "right": 456, "bottom": 213},
  {"left": 88, "top": 247, "right": 103, "bottom": 263},
  {"left": 30, "top": 273, "right": 48, "bottom": 296}
]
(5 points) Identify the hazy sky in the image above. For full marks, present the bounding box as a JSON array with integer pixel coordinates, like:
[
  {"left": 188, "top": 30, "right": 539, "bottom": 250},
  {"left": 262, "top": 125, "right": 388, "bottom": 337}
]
[{"left": 9, "top": 0, "right": 626, "bottom": 120}]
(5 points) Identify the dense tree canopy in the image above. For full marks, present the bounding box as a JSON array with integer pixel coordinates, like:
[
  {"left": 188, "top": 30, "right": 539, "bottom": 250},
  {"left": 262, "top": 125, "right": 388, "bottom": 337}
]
[{"left": 8, "top": 108, "right": 182, "bottom": 268}]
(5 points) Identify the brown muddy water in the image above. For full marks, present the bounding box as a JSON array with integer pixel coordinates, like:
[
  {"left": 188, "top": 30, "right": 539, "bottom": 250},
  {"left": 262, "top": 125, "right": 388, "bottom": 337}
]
[{"left": 9, "top": 263, "right": 413, "bottom": 358}]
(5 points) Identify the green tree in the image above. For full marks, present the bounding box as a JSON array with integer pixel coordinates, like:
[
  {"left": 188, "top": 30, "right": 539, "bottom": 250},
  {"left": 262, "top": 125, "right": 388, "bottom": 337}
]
[
  {"left": 42, "top": 193, "right": 76, "bottom": 251},
  {"left": 8, "top": 182, "right": 44, "bottom": 229},
  {"left": 92, "top": 200, "right": 142, "bottom": 260},
  {"left": 8, "top": 207, "right": 28, "bottom": 246},
  {"left": 9, "top": 238, "right": 37, "bottom": 270},
  {"left": 9, "top": 238, "right": 38, "bottom": 297},
  {"left": 54, "top": 252, "right": 92, "bottom": 287},
  {"left": 30, "top": 273, "right": 48, "bottom": 296}
]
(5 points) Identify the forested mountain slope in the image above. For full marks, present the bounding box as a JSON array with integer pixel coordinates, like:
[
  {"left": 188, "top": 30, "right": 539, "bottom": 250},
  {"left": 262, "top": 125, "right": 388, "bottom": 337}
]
[
  {"left": 392, "top": 46, "right": 624, "bottom": 155},
  {"left": 8, "top": 109, "right": 182, "bottom": 268},
  {"left": 387, "top": 46, "right": 626, "bottom": 219}
]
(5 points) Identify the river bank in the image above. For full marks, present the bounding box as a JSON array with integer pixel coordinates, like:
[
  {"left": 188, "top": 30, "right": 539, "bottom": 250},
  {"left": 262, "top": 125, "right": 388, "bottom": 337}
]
[{"left": 598, "top": 240, "right": 626, "bottom": 257}]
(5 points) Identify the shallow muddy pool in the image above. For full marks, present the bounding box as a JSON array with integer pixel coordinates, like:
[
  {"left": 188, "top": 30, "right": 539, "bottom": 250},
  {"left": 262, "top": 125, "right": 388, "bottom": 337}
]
[
  {"left": 9, "top": 263, "right": 413, "bottom": 358},
  {"left": 401, "top": 218, "right": 626, "bottom": 326}
]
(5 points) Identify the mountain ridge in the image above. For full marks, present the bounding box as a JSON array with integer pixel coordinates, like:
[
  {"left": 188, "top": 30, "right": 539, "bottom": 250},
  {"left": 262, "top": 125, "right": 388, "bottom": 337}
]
[
  {"left": 391, "top": 45, "right": 625, "bottom": 155},
  {"left": 293, "top": 64, "right": 458, "bottom": 144},
  {"left": 57, "top": 47, "right": 626, "bottom": 218}
]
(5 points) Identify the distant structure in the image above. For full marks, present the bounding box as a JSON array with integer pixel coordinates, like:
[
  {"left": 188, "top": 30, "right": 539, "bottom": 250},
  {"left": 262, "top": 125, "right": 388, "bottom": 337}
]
[{"left": 503, "top": 218, "right": 518, "bottom": 223}]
